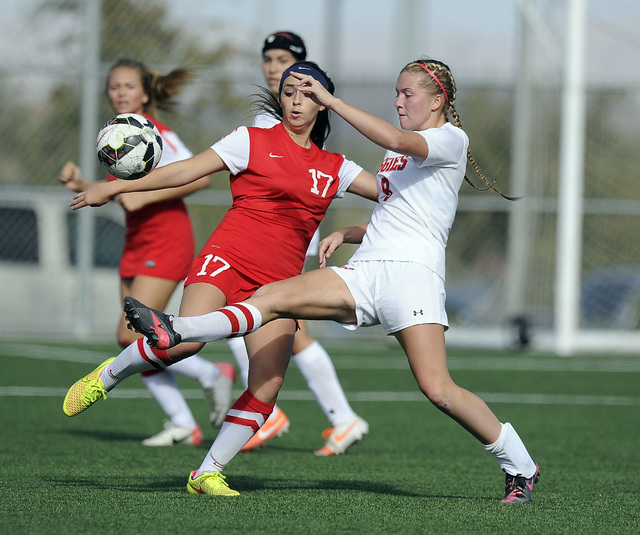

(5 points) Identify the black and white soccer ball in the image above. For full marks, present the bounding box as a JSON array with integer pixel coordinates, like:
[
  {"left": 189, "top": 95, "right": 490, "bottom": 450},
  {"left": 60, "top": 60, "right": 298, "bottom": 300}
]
[{"left": 96, "top": 113, "right": 163, "bottom": 180}]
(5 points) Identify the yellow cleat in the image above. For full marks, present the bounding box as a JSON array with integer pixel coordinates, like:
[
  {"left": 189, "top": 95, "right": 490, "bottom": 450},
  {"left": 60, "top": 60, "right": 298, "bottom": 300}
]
[
  {"left": 187, "top": 471, "right": 239, "bottom": 497},
  {"left": 62, "top": 358, "right": 115, "bottom": 416}
]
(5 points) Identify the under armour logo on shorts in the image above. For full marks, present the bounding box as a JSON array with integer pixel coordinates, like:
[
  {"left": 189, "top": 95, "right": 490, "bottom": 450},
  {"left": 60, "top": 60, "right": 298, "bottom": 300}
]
[{"left": 413, "top": 310, "right": 423, "bottom": 316}]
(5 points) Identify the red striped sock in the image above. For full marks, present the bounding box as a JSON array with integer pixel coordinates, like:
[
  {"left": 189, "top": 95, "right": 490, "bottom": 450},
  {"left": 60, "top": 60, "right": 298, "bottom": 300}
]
[
  {"left": 174, "top": 303, "right": 263, "bottom": 342},
  {"left": 137, "top": 337, "right": 176, "bottom": 369},
  {"left": 100, "top": 338, "right": 176, "bottom": 390},
  {"left": 199, "top": 390, "right": 275, "bottom": 469}
]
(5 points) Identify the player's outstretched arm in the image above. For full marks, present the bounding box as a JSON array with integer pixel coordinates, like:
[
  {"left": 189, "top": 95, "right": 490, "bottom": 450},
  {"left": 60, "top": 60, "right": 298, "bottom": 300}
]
[
  {"left": 293, "top": 72, "right": 428, "bottom": 160},
  {"left": 117, "top": 175, "right": 211, "bottom": 212},
  {"left": 69, "top": 149, "right": 226, "bottom": 210}
]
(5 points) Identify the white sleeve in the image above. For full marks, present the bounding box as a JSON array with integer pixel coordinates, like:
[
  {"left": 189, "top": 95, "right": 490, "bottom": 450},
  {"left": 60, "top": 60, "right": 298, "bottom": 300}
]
[
  {"left": 334, "top": 158, "right": 364, "bottom": 198},
  {"left": 210, "top": 127, "right": 250, "bottom": 175},
  {"left": 253, "top": 111, "right": 280, "bottom": 129},
  {"left": 156, "top": 131, "right": 193, "bottom": 168},
  {"left": 416, "top": 126, "right": 467, "bottom": 168}
]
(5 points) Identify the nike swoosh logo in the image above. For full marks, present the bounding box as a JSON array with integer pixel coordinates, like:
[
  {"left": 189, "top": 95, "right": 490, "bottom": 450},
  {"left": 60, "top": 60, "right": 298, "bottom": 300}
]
[
  {"left": 189, "top": 483, "right": 204, "bottom": 494},
  {"left": 189, "top": 471, "right": 205, "bottom": 493},
  {"left": 149, "top": 310, "right": 170, "bottom": 348},
  {"left": 269, "top": 153, "right": 283, "bottom": 158},
  {"left": 526, "top": 465, "right": 539, "bottom": 490},
  {"left": 333, "top": 420, "right": 359, "bottom": 442}
]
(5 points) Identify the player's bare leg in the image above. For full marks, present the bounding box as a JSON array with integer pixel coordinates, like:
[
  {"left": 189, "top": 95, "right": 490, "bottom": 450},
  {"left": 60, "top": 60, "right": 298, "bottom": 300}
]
[
  {"left": 189, "top": 319, "right": 295, "bottom": 495},
  {"left": 395, "top": 324, "right": 538, "bottom": 502}
]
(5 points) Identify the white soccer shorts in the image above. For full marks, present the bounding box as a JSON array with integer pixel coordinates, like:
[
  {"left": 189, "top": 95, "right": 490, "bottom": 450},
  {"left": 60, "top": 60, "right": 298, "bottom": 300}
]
[{"left": 330, "top": 260, "right": 448, "bottom": 335}]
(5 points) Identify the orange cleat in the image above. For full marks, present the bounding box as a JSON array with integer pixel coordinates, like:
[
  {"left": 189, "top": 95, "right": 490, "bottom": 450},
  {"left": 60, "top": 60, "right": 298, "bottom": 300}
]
[{"left": 240, "top": 407, "right": 290, "bottom": 452}]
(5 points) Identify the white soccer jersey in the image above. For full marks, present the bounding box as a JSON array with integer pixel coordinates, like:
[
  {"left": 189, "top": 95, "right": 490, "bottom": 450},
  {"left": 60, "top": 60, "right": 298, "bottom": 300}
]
[
  {"left": 349, "top": 122, "right": 469, "bottom": 280},
  {"left": 253, "top": 110, "right": 280, "bottom": 129},
  {"left": 150, "top": 118, "right": 193, "bottom": 168}
]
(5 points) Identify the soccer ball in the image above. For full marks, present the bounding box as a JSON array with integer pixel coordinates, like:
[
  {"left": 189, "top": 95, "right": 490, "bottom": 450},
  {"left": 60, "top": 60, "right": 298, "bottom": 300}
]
[{"left": 96, "top": 113, "right": 163, "bottom": 180}]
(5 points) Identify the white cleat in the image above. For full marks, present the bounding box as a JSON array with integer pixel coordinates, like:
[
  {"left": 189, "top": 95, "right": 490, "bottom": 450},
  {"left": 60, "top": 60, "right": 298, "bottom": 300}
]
[
  {"left": 204, "top": 362, "right": 236, "bottom": 428},
  {"left": 314, "top": 416, "right": 369, "bottom": 456},
  {"left": 142, "top": 421, "right": 203, "bottom": 447}
]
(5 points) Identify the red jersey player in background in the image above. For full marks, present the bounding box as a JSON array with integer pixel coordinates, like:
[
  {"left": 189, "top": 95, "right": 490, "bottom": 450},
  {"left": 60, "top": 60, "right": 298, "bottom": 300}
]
[
  {"left": 228, "top": 31, "right": 369, "bottom": 455},
  {"left": 59, "top": 58, "right": 235, "bottom": 447},
  {"left": 63, "top": 61, "right": 379, "bottom": 495}
]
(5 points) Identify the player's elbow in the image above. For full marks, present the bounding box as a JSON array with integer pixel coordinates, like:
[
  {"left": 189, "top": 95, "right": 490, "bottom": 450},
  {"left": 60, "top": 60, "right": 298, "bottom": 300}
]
[{"left": 385, "top": 129, "right": 407, "bottom": 153}]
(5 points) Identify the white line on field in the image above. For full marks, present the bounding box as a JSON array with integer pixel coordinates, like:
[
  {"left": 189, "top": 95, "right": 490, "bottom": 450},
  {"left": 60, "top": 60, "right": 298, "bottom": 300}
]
[
  {"left": 0, "top": 386, "right": 638, "bottom": 406},
  {"left": 4, "top": 342, "right": 640, "bottom": 372}
]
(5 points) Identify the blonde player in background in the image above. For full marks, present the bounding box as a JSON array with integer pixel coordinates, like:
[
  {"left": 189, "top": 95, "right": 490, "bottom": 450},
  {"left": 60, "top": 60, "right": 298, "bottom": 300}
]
[{"left": 60, "top": 58, "right": 235, "bottom": 447}]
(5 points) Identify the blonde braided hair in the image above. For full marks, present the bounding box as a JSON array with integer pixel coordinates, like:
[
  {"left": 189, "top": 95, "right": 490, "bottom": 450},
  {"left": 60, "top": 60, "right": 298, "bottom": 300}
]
[{"left": 403, "top": 59, "right": 516, "bottom": 200}]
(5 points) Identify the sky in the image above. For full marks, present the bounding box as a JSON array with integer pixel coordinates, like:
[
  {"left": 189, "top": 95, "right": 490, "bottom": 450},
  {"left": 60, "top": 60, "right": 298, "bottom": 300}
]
[
  {"left": 161, "top": 0, "right": 640, "bottom": 86},
  {"left": 1, "top": 0, "right": 639, "bottom": 92},
  {"left": 161, "top": 0, "right": 521, "bottom": 82}
]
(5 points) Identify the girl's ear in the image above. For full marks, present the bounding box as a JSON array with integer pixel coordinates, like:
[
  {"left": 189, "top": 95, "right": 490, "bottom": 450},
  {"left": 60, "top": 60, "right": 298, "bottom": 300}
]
[{"left": 431, "top": 93, "right": 444, "bottom": 112}]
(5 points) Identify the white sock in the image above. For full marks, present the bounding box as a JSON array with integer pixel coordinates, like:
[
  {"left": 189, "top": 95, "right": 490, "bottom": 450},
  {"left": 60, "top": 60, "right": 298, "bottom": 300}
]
[
  {"left": 196, "top": 390, "right": 273, "bottom": 475},
  {"left": 173, "top": 303, "right": 262, "bottom": 342},
  {"left": 169, "top": 355, "right": 221, "bottom": 388},
  {"left": 483, "top": 422, "right": 537, "bottom": 477},
  {"left": 101, "top": 338, "right": 161, "bottom": 391},
  {"left": 293, "top": 341, "right": 356, "bottom": 426},
  {"left": 197, "top": 420, "right": 255, "bottom": 475},
  {"left": 141, "top": 370, "right": 197, "bottom": 429}
]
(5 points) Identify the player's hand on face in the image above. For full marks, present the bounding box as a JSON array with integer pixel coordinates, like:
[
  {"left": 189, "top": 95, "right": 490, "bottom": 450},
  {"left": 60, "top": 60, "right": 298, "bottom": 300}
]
[
  {"left": 291, "top": 72, "right": 334, "bottom": 108},
  {"left": 318, "top": 232, "right": 345, "bottom": 269}
]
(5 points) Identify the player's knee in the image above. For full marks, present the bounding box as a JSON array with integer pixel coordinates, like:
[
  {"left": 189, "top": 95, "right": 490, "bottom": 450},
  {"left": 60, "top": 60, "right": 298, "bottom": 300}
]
[
  {"left": 253, "top": 281, "right": 281, "bottom": 298},
  {"left": 253, "top": 280, "right": 297, "bottom": 312},
  {"left": 417, "top": 379, "right": 454, "bottom": 412}
]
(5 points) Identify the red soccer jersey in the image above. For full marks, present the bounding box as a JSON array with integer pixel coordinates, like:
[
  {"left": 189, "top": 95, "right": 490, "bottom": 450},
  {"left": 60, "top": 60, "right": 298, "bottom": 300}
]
[
  {"left": 191, "top": 123, "right": 361, "bottom": 287},
  {"left": 109, "top": 115, "right": 194, "bottom": 281}
]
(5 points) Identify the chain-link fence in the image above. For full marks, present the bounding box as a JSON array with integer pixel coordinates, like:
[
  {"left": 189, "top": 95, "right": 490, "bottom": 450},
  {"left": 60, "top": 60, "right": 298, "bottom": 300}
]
[{"left": 1, "top": 0, "right": 639, "bottom": 353}]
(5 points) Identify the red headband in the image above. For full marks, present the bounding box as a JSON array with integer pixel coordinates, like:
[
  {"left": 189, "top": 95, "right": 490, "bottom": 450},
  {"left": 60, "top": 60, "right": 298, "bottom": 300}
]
[{"left": 414, "top": 63, "right": 449, "bottom": 104}]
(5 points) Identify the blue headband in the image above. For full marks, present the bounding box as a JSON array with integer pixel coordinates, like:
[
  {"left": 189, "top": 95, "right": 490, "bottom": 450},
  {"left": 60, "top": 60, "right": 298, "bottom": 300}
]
[{"left": 278, "top": 63, "right": 330, "bottom": 95}]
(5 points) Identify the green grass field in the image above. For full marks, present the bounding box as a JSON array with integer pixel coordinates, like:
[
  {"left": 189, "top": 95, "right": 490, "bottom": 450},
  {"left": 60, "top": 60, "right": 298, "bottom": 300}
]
[{"left": 1, "top": 337, "right": 639, "bottom": 534}]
